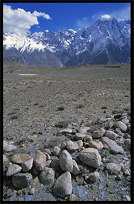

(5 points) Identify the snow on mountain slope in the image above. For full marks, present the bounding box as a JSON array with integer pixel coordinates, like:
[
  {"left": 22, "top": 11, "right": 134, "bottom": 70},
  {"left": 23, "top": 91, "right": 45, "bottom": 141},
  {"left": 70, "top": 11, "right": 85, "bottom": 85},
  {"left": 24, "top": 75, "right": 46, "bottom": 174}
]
[{"left": 3, "top": 18, "right": 130, "bottom": 66}]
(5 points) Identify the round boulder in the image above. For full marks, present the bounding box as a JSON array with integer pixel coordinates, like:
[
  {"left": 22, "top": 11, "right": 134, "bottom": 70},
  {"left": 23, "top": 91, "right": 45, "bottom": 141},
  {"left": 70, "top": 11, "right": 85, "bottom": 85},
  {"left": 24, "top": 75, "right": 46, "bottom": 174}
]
[
  {"left": 53, "top": 171, "right": 72, "bottom": 198},
  {"left": 79, "top": 148, "right": 101, "bottom": 168},
  {"left": 12, "top": 173, "right": 32, "bottom": 189}
]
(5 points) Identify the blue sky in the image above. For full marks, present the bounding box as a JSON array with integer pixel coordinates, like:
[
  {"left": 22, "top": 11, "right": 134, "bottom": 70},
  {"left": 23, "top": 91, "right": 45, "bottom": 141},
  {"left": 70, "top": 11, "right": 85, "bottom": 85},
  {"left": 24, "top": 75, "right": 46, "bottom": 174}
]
[{"left": 3, "top": 2, "right": 130, "bottom": 35}]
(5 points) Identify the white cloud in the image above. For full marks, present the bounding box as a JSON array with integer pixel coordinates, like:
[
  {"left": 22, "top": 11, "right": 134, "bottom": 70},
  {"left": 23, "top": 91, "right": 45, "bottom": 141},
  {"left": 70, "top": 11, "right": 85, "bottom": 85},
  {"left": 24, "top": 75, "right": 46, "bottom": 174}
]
[
  {"left": 3, "top": 5, "right": 52, "bottom": 36},
  {"left": 92, "top": 5, "right": 130, "bottom": 22},
  {"left": 110, "top": 6, "right": 130, "bottom": 21},
  {"left": 101, "top": 14, "right": 111, "bottom": 20},
  {"left": 33, "top": 11, "right": 52, "bottom": 20}
]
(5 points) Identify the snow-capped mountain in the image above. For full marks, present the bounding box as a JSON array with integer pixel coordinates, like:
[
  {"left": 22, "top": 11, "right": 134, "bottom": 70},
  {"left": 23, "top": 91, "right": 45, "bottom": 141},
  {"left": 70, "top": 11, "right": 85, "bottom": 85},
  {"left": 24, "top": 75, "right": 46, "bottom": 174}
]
[{"left": 3, "top": 18, "right": 130, "bottom": 67}]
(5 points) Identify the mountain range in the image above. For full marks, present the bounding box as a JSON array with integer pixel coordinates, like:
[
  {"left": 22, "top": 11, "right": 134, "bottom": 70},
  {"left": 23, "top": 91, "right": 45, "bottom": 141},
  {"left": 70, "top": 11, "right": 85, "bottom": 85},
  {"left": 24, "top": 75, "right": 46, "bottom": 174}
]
[{"left": 3, "top": 18, "right": 130, "bottom": 67}]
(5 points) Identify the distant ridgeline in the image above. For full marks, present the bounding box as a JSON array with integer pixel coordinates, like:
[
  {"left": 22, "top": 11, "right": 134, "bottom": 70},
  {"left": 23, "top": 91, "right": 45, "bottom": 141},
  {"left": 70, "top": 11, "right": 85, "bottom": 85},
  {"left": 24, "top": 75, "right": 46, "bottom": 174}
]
[{"left": 3, "top": 18, "right": 130, "bottom": 67}]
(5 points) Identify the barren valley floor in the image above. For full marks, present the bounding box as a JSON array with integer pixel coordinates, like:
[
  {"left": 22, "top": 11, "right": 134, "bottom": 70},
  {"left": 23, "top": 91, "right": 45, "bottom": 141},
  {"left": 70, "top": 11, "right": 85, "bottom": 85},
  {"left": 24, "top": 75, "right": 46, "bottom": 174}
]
[{"left": 3, "top": 63, "right": 131, "bottom": 201}]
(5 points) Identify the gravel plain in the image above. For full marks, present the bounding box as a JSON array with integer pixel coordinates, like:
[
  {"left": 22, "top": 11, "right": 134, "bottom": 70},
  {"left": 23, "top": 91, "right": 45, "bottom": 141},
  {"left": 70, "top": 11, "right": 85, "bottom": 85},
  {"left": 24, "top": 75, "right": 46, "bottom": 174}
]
[{"left": 3, "top": 62, "right": 131, "bottom": 201}]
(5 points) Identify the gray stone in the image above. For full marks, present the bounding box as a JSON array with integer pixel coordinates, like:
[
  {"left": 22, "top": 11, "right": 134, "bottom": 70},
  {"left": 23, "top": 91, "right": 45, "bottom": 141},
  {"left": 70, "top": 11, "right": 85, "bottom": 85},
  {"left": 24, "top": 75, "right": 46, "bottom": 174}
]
[
  {"left": 75, "top": 133, "right": 86, "bottom": 140},
  {"left": 79, "top": 148, "right": 101, "bottom": 168},
  {"left": 115, "top": 121, "right": 127, "bottom": 132},
  {"left": 72, "top": 160, "right": 80, "bottom": 175},
  {"left": 3, "top": 154, "right": 9, "bottom": 163},
  {"left": 106, "top": 163, "right": 121, "bottom": 174},
  {"left": 12, "top": 173, "right": 32, "bottom": 188},
  {"left": 66, "top": 140, "right": 78, "bottom": 152},
  {"left": 79, "top": 126, "right": 91, "bottom": 134},
  {"left": 60, "top": 141, "right": 66, "bottom": 150},
  {"left": 29, "top": 188, "right": 35, "bottom": 195},
  {"left": 31, "top": 166, "right": 39, "bottom": 175},
  {"left": 105, "top": 130, "right": 118, "bottom": 140},
  {"left": 44, "top": 148, "right": 51, "bottom": 155},
  {"left": 6, "top": 163, "right": 22, "bottom": 176},
  {"left": 59, "top": 150, "right": 73, "bottom": 172},
  {"left": 88, "top": 141, "right": 103, "bottom": 150},
  {"left": 92, "top": 131, "right": 101, "bottom": 139},
  {"left": 3, "top": 140, "right": 9, "bottom": 147},
  {"left": 88, "top": 172, "right": 100, "bottom": 183},
  {"left": 121, "top": 118, "right": 129, "bottom": 125},
  {"left": 3, "top": 144, "right": 17, "bottom": 152},
  {"left": 46, "top": 160, "right": 52, "bottom": 167},
  {"left": 75, "top": 140, "right": 83, "bottom": 150},
  {"left": 86, "top": 135, "right": 92, "bottom": 141},
  {"left": 53, "top": 171, "right": 72, "bottom": 198},
  {"left": 125, "top": 195, "right": 130, "bottom": 201},
  {"left": 101, "top": 137, "right": 124, "bottom": 154},
  {"left": 69, "top": 194, "right": 78, "bottom": 201},
  {"left": 21, "top": 158, "right": 33, "bottom": 172},
  {"left": 39, "top": 167, "right": 55, "bottom": 186},
  {"left": 33, "top": 150, "right": 46, "bottom": 171},
  {"left": 99, "top": 128, "right": 105, "bottom": 137},
  {"left": 59, "top": 128, "right": 72, "bottom": 134},
  {"left": 11, "top": 153, "right": 31, "bottom": 164},
  {"left": 53, "top": 146, "right": 61, "bottom": 156},
  {"left": 125, "top": 139, "right": 131, "bottom": 146}
]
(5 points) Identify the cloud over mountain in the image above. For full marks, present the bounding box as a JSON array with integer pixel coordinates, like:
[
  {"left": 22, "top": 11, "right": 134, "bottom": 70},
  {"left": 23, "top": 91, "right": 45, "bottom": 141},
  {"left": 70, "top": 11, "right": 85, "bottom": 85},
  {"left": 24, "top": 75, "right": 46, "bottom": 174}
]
[{"left": 3, "top": 5, "right": 52, "bottom": 36}]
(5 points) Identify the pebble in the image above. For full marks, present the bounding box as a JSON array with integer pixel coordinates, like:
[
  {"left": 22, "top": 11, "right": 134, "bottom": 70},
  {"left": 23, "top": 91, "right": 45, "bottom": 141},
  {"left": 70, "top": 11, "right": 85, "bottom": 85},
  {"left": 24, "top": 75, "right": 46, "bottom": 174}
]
[
  {"left": 125, "top": 195, "right": 130, "bottom": 201},
  {"left": 75, "top": 133, "right": 86, "bottom": 140},
  {"left": 3, "top": 189, "right": 13, "bottom": 199},
  {"left": 99, "top": 128, "right": 105, "bottom": 137},
  {"left": 11, "top": 153, "right": 31, "bottom": 164},
  {"left": 72, "top": 160, "right": 80, "bottom": 175},
  {"left": 101, "top": 137, "right": 124, "bottom": 154},
  {"left": 3, "top": 144, "right": 17, "bottom": 152},
  {"left": 21, "top": 158, "right": 33, "bottom": 172},
  {"left": 29, "top": 188, "right": 35, "bottom": 195},
  {"left": 53, "top": 146, "right": 61, "bottom": 156},
  {"left": 59, "top": 128, "right": 72, "bottom": 134},
  {"left": 79, "top": 126, "right": 91, "bottom": 134},
  {"left": 66, "top": 140, "right": 79, "bottom": 152},
  {"left": 105, "top": 130, "right": 118, "bottom": 140},
  {"left": 17, "top": 190, "right": 22, "bottom": 195},
  {"left": 3, "top": 154, "right": 9, "bottom": 163},
  {"left": 88, "top": 172, "right": 100, "bottom": 183},
  {"left": 69, "top": 193, "right": 78, "bottom": 201},
  {"left": 76, "top": 140, "right": 83, "bottom": 150},
  {"left": 6, "top": 163, "right": 22, "bottom": 176},
  {"left": 92, "top": 131, "right": 100, "bottom": 139},
  {"left": 115, "top": 121, "right": 127, "bottom": 133},
  {"left": 44, "top": 148, "right": 51, "bottom": 155},
  {"left": 125, "top": 139, "right": 131, "bottom": 146},
  {"left": 106, "top": 163, "right": 121, "bottom": 174},
  {"left": 88, "top": 141, "right": 103, "bottom": 150}
]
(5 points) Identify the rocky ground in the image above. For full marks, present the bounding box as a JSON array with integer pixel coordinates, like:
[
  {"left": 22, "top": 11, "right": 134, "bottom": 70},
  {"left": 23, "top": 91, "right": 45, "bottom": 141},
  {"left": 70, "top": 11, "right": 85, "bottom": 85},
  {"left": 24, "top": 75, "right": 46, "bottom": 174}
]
[{"left": 3, "top": 62, "right": 131, "bottom": 201}]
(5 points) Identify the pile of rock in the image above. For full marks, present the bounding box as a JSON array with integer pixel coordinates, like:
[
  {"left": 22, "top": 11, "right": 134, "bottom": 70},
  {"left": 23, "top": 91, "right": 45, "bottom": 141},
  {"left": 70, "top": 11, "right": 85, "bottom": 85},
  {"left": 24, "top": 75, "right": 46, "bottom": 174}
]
[{"left": 3, "top": 112, "right": 131, "bottom": 200}]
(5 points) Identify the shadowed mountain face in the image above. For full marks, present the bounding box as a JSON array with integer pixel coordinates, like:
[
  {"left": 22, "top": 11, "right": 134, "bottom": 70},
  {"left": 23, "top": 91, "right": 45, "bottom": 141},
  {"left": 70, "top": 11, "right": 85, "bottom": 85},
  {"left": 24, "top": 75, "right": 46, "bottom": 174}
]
[{"left": 3, "top": 18, "right": 130, "bottom": 67}]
